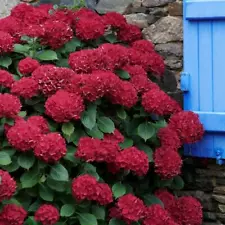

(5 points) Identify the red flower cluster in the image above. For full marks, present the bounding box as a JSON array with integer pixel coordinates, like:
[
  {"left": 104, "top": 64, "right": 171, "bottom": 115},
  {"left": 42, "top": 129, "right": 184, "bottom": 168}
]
[
  {"left": 76, "top": 137, "right": 120, "bottom": 163},
  {"left": 10, "top": 3, "right": 33, "bottom": 20},
  {"left": 0, "top": 170, "right": 16, "bottom": 202},
  {"left": 32, "top": 65, "right": 74, "bottom": 96},
  {"left": 75, "top": 18, "right": 105, "bottom": 41},
  {"left": 104, "top": 129, "right": 124, "bottom": 144},
  {"left": 157, "top": 127, "right": 181, "bottom": 151},
  {"left": 42, "top": 20, "right": 73, "bottom": 49},
  {"left": 27, "top": 116, "right": 49, "bottom": 134},
  {"left": 115, "top": 147, "right": 149, "bottom": 176},
  {"left": 117, "top": 24, "right": 142, "bottom": 43},
  {"left": 0, "top": 204, "right": 27, "bottom": 225},
  {"left": 0, "top": 31, "right": 14, "bottom": 54},
  {"left": 143, "top": 204, "right": 178, "bottom": 225},
  {"left": 169, "top": 111, "right": 204, "bottom": 144},
  {"left": 72, "top": 175, "right": 113, "bottom": 205},
  {"left": 154, "top": 147, "right": 182, "bottom": 179},
  {"left": 18, "top": 57, "right": 40, "bottom": 76},
  {"left": 35, "top": 204, "right": 59, "bottom": 225},
  {"left": 7, "top": 119, "right": 41, "bottom": 152},
  {"left": 103, "top": 12, "right": 127, "bottom": 29},
  {"left": 116, "top": 194, "right": 145, "bottom": 222},
  {"left": 11, "top": 77, "right": 39, "bottom": 99},
  {"left": 142, "top": 89, "right": 182, "bottom": 116},
  {"left": 131, "top": 40, "right": 155, "bottom": 53},
  {"left": 34, "top": 133, "right": 67, "bottom": 163},
  {"left": 0, "top": 94, "right": 21, "bottom": 118},
  {"left": 171, "top": 196, "right": 203, "bottom": 225},
  {"left": 45, "top": 90, "right": 84, "bottom": 123},
  {"left": 0, "top": 70, "right": 14, "bottom": 88}
]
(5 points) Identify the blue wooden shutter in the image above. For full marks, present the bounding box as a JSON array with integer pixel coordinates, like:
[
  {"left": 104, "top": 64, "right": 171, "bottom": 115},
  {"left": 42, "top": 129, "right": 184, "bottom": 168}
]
[{"left": 182, "top": 0, "right": 225, "bottom": 163}]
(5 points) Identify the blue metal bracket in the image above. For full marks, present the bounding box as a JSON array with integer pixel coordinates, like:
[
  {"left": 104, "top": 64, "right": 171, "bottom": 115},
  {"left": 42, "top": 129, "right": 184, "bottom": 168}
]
[
  {"left": 215, "top": 148, "right": 225, "bottom": 165},
  {"left": 180, "top": 72, "right": 190, "bottom": 92}
]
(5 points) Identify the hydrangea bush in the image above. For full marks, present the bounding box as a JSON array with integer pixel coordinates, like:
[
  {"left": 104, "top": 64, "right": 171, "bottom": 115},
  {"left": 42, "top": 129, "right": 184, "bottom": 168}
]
[{"left": 0, "top": 3, "right": 204, "bottom": 225}]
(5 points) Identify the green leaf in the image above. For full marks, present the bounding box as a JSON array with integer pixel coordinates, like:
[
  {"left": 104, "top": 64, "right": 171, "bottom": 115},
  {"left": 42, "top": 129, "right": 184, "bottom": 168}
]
[
  {"left": 143, "top": 194, "right": 164, "bottom": 207},
  {"left": 152, "top": 119, "right": 167, "bottom": 129},
  {"left": 116, "top": 108, "right": 127, "bottom": 120},
  {"left": 136, "top": 143, "right": 153, "bottom": 162},
  {"left": 105, "top": 33, "right": 118, "bottom": 43},
  {"left": 60, "top": 204, "right": 75, "bottom": 217},
  {"left": 18, "top": 154, "right": 35, "bottom": 170},
  {"left": 20, "top": 167, "right": 39, "bottom": 188},
  {"left": 56, "top": 58, "right": 69, "bottom": 68},
  {"left": 109, "top": 219, "right": 126, "bottom": 225},
  {"left": 116, "top": 69, "right": 130, "bottom": 80},
  {"left": 64, "top": 38, "right": 82, "bottom": 53},
  {"left": 18, "top": 111, "right": 27, "bottom": 117},
  {"left": 64, "top": 146, "right": 80, "bottom": 165},
  {"left": 14, "top": 44, "right": 30, "bottom": 54},
  {"left": 81, "top": 104, "right": 97, "bottom": 130},
  {"left": 171, "top": 176, "right": 185, "bottom": 190},
  {"left": 39, "top": 184, "right": 54, "bottom": 201},
  {"left": 119, "top": 138, "right": 133, "bottom": 149},
  {"left": 97, "top": 116, "right": 115, "bottom": 134},
  {"left": 0, "top": 56, "right": 12, "bottom": 68},
  {"left": 46, "top": 178, "right": 67, "bottom": 192},
  {"left": 81, "top": 163, "right": 99, "bottom": 180},
  {"left": 112, "top": 183, "right": 126, "bottom": 198},
  {"left": 5, "top": 118, "right": 14, "bottom": 126},
  {"left": 0, "top": 152, "right": 11, "bottom": 166},
  {"left": 85, "top": 125, "right": 104, "bottom": 139},
  {"left": 78, "top": 213, "right": 97, "bottom": 225},
  {"left": 92, "top": 205, "right": 105, "bottom": 220},
  {"left": 28, "top": 200, "right": 42, "bottom": 212},
  {"left": 24, "top": 217, "right": 38, "bottom": 225},
  {"left": 50, "top": 163, "right": 69, "bottom": 181},
  {"left": 137, "top": 122, "right": 155, "bottom": 142},
  {"left": 2, "top": 159, "right": 19, "bottom": 172},
  {"left": 36, "top": 50, "right": 58, "bottom": 61},
  {"left": 62, "top": 122, "right": 75, "bottom": 136}
]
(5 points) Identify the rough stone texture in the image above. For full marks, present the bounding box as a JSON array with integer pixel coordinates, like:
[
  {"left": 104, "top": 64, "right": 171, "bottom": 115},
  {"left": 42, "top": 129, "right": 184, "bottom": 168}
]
[
  {"left": 142, "top": 0, "right": 175, "bottom": 7},
  {"left": 125, "top": 13, "right": 149, "bottom": 28},
  {"left": 0, "top": 0, "right": 20, "bottom": 18},
  {"left": 168, "top": 1, "right": 183, "bottom": 16}
]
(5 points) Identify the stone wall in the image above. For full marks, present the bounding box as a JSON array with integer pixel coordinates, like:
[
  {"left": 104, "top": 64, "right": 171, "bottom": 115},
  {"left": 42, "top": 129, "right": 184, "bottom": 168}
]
[{"left": 0, "top": 0, "right": 20, "bottom": 18}]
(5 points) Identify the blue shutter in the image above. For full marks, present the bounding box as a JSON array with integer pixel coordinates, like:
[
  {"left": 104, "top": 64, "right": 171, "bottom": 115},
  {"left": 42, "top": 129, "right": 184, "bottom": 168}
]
[{"left": 182, "top": 0, "right": 225, "bottom": 164}]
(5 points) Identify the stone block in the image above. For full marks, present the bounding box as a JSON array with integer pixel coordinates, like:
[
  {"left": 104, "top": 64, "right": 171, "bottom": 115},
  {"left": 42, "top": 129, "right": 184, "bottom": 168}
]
[
  {"left": 142, "top": 0, "right": 175, "bottom": 7},
  {"left": 168, "top": 1, "right": 183, "bottom": 16},
  {"left": 155, "top": 43, "right": 183, "bottom": 57},
  {"left": 125, "top": 13, "right": 149, "bottom": 28},
  {"left": 142, "top": 16, "right": 183, "bottom": 44},
  {"left": 214, "top": 187, "right": 225, "bottom": 195},
  {"left": 212, "top": 195, "right": 225, "bottom": 204},
  {"left": 0, "top": 0, "right": 20, "bottom": 18}
]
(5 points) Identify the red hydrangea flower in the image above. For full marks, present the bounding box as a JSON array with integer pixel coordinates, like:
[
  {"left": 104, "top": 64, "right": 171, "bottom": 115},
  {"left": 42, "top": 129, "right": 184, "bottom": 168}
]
[
  {"left": 11, "top": 77, "right": 39, "bottom": 99},
  {"left": 169, "top": 111, "right": 204, "bottom": 144},
  {"left": 41, "top": 20, "right": 73, "bottom": 49},
  {"left": 76, "top": 137, "right": 120, "bottom": 163},
  {"left": 51, "top": 9, "right": 74, "bottom": 26},
  {"left": 117, "top": 24, "right": 142, "bottom": 43},
  {"left": 142, "top": 89, "right": 182, "bottom": 116},
  {"left": 109, "top": 206, "right": 122, "bottom": 220},
  {"left": 143, "top": 204, "right": 178, "bottom": 225},
  {"left": 38, "top": 4, "right": 53, "bottom": 12},
  {"left": 45, "top": 90, "right": 84, "bottom": 123},
  {"left": 154, "top": 147, "right": 182, "bottom": 179},
  {"left": 69, "top": 49, "right": 114, "bottom": 74},
  {"left": 0, "top": 31, "right": 14, "bottom": 54},
  {"left": 98, "top": 43, "right": 129, "bottom": 69},
  {"left": 72, "top": 175, "right": 113, "bottom": 205},
  {"left": 108, "top": 81, "right": 138, "bottom": 108},
  {"left": 32, "top": 65, "right": 73, "bottom": 96},
  {"left": 7, "top": 120, "right": 41, "bottom": 152},
  {"left": 34, "top": 133, "right": 66, "bottom": 163},
  {"left": 1, "top": 204, "right": 27, "bottom": 225},
  {"left": 157, "top": 127, "right": 181, "bottom": 151},
  {"left": 0, "top": 94, "right": 21, "bottom": 119},
  {"left": 0, "top": 219, "right": 8, "bottom": 225},
  {"left": 64, "top": 74, "right": 85, "bottom": 95},
  {"left": 18, "top": 57, "right": 40, "bottom": 76},
  {"left": 172, "top": 196, "right": 203, "bottom": 225},
  {"left": 35, "top": 204, "right": 59, "bottom": 225},
  {"left": 103, "top": 12, "right": 127, "bottom": 29},
  {"left": 155, "top": 189, "right": 177, "bottom": 212},
  {"left": 104, "top": 129, "right": 124, "bottom": 144},
  {"left": 131, "top": 40, "right": 155, "bottom": 53},
  {"left": 0, "top": 70, "right": 14, "bottom": 88},
  {"left": 117, "top": 194, "right": 145, "bottom": 222},
  {"left": 148, "top": 51, "right": 165, "bottom": 76},
  {"left": 11, "top": 3, "right": 33, "bottom": 20},
  {"left": 0, "top": 170, "right": 16, "bottom": 202},
  {"left": 27, "top": 116, "right": 49, "bottom": 134},
  {"left": 21, "top": 24, "right": 45, "bottom": 38},
  {"left": 96, "top": 183, "right": 113, "bottom": 205},
  {"left": 73, "top": 8, "right": 101, "bottom": 21},
  {"left": 115, "top": 147, "right": 149, "bottom": 176},
  {"left": 74, "top": 18, "right": 105, "bottom": 41}
]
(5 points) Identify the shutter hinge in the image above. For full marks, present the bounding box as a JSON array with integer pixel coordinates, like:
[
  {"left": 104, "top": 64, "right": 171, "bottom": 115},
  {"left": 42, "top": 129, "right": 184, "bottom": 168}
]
[{"left": 180, "top": 72, "right": 190, "bottom": 92}]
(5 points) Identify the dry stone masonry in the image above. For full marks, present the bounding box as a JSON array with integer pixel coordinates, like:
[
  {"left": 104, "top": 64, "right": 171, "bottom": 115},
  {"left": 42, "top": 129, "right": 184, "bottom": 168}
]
[{"left": 0, "top": 0, "right": 20, "bottom": 18}]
